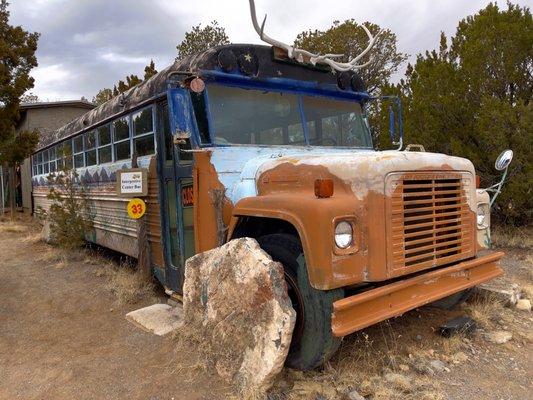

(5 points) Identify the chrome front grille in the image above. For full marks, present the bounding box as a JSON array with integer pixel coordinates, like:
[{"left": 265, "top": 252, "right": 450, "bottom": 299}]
[{"left": 386, "top": 172, "right": 475, "bottom": 274}]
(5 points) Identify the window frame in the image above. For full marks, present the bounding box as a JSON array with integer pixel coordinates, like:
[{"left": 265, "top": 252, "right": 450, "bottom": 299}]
[
  {"left": 201, "top": 83, "right": 373, "bottom": 149},
  {"left": 131, "top": 105, "right": 156, "bottom": 157},
  {"left": 84, "top": 130, "right": 98, "bottom": 167},
  {"left": 72, "top": 135, "right": 85, "bottom": 169},
  {"left": 112, "top": 116, "right": 132, "bottom": 162},
  {"left": 97, "top": 123, "right": 113, "bottom": 165},
  {"left": 31, "top": 103, "right": 158, "bottom": 176}
]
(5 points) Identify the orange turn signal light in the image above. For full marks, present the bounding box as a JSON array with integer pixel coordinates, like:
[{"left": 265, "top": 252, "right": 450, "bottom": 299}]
[{"left": 314, "top": 178, "right": 334, "bottom": 198}]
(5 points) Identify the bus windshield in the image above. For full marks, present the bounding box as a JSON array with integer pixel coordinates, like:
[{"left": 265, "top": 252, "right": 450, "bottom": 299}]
[{"left": 205, "top": 85, "right": 372, "bottom": 148}]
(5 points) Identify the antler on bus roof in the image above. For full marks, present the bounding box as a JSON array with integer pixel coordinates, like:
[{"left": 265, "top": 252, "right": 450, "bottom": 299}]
[{"left": 248, "top": 0, "right": 380, "bottom": 72}]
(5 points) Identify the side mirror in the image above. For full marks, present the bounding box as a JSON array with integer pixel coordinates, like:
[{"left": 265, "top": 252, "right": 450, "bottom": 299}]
[
  {"left": 495, "top": 149, "right": 513, "bottom": 171},
  {"left": 484, "top": 149, "right": 514, "bottom": 207}
]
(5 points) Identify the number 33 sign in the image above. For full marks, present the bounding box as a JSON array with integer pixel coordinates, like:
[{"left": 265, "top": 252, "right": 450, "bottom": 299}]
[{"left": 127, "top": 198, "right": 146, "bottom": 219}]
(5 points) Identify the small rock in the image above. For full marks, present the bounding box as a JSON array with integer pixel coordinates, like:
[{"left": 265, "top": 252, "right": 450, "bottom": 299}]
[
  {"left": 412, "top": 361, "right": 434, "bottom": 376},
  {"left": 384, "top": 372, "right": 411, "bottom": 390},
  {"left": 167, "top": 297, "right": 180, "bottom": 307},
  {"left": 439, "top": 315, "right": 477, "bottom": 337},
  {"left": 485, "top": 330, "right": 513, "bottom": 344},
  {"left": 429, "top": 360, "right": 447, "bottom": 373},
  {"left": 477, "top": 283, "right": 521, "bottom": 305},
  {"left": 452, "top": 352, "right": 468, "bottom": 364},
  {"left": 516, "top": 299, "right": 531, "bottom": 312},
  {"left": 415, "top": 334, "right": 422, "bottom": 341},
  {"left": 345, "top": 389, "right": 365, "bottom": 400},
  {"left": 444, "top": 367, "right": 451, "bottom": 372},
  {"left": 399, "top": 364, "right": 410, "bottom": 372}
]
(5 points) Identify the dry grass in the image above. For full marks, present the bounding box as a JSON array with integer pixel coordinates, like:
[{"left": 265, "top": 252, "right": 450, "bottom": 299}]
[
  {"left": 491, "top": 225, "right": 533, "bottom": 249},
  {"left": 516, "top": 254, "right": 533, "bottom": 300},
  {"left": 98, "top": 259, "right": 156, "bottom": 305},
  {"left": 463, "top": 293, "right": 506, "bottom": 329},
  {"left": 22, "top": 230, "right": 44, "bottom": 244},
  {"left": 0, "top": 220, "right": 27, "bottom": 234},
  {"left": 37, "top": 245, "right": 86, "bottom": 269},
  {"left": 266, "top": 318, "right": 448, "bottom": 400}
]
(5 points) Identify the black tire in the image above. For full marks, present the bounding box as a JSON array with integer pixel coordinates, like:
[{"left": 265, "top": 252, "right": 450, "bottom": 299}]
[
  {"left": 430, "top": 288, "right": 474, "bottom": 310},
  {"left": 257, "top": 234, "right": 344, "bottom": 370}
]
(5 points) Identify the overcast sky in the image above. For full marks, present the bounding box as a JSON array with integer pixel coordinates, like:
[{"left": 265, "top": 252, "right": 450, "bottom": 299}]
[{"left": 9, "top": 0, "right": 530, "bottom": 102}]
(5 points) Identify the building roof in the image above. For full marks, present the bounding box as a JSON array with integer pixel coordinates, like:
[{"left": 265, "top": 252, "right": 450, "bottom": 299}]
[{"left": 21, "top": 100, "right": 95, "bottom": 110}]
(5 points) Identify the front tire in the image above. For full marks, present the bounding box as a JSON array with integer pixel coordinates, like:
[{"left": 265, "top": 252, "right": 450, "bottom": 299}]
[
  {"left": 430, "top": 288, "right": 474, "bottom": 310},
  {"left": 257, "top": 234, "right": 344, "bottom": 370}
]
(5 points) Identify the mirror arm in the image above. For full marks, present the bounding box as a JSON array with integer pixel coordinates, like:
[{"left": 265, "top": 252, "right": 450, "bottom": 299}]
[
  {"left": 488, "top": 167, "right": 509, "bottom": 207},
  {"left": 372, "top": 95, "right": 404, "bottom": 151}
]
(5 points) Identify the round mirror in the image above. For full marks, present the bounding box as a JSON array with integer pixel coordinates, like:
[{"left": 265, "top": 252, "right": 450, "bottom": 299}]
[{"left": 495, "top": 149, "right": 513, "bottom": 171}]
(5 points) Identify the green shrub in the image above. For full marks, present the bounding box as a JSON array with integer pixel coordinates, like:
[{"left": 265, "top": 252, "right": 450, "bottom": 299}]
[{"left": 41, "top": 167, "right": 93, "bottom": 249}]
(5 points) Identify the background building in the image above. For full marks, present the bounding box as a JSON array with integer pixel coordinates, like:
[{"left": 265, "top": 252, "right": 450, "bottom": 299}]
[{"left": 1, "top": 100, "right": 95, "bottom": 213}]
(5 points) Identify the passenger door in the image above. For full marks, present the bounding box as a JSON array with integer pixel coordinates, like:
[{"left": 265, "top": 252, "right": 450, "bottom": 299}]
[{"left": 157, "top": 89, "right": 196, "bottom": 293}]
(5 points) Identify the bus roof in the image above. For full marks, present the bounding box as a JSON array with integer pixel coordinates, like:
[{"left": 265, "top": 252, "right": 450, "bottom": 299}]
[{"left": 41, "top": 44, "right": 367, "bottom": 151}]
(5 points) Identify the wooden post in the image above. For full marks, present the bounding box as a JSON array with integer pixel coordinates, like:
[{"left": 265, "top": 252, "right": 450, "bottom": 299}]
[{"left": 132, "top": 154, "right": 151, "bottom": 281}]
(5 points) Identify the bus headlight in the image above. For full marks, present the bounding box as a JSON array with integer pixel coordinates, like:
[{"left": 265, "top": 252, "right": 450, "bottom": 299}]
[
  {"left": 334, "top": 221, "right": 353, "bottom": 249},
  {"left": 477, "top": 204, "right": 490, "bottom": 229}
]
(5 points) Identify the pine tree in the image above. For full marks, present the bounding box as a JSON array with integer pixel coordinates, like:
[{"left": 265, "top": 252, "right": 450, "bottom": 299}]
[
  {"left": 382, "top": 2, "right": 532, "bottom": 225},
  {"left": 176, "top": 20, "right": 229, "bottom": 59},
  {"left": 0, "top": 0, "right": 40, "bottom": 215}
]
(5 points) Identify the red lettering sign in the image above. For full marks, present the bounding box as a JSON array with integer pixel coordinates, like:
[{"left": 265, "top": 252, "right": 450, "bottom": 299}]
[{"left": 181, "top": 185, "right": 194, "bottom": 207}]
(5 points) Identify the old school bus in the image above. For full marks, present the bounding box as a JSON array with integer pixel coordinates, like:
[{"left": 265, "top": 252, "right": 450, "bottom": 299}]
[{"left": 31, "top": 38, "right": 507, "bottom": 369}]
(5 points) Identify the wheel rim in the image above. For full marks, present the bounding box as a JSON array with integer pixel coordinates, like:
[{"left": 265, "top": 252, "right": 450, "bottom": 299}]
[{"left": 284, "top": 271, "right": 305, "bottom": 348}]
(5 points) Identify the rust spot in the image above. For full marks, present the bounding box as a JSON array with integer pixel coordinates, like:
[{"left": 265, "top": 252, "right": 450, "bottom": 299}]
[{"left": 193, "top": 151, "right": 234, "bottom": 253}]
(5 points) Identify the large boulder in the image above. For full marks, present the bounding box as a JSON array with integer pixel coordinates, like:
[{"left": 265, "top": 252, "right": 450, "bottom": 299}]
[{"left": 182, "top": 237, "right": 296, "bottom": 394}]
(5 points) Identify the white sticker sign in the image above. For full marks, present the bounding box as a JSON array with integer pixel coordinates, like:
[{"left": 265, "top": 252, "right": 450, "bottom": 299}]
[{"left": 116, "top": 168, "right": 148, "bottom": 197}]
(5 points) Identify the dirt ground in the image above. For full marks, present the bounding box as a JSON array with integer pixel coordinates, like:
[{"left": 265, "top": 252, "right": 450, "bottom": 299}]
[{"left": 1, "top": 216, "right": 531, "bottom": 400}]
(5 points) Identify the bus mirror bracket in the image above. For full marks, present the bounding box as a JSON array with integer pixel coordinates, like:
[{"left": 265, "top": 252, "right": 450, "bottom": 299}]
[
  {"left": 173, "top": 130, "right": 191, "bottom": 145},
  {"left": 369, "top": 95, "right": 404, "bottom": 151}
]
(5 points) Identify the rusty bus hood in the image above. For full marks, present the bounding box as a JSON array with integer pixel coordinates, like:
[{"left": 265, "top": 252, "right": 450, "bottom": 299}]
[
  {"left": 211, "top": 147, "right": 478, "bottom": 287},
  {"left": 254, "top": 150, "right": 476, "bottom": 200}
]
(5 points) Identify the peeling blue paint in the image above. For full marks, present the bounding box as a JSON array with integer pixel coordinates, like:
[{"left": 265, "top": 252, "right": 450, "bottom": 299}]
[{"left": 209, "top": 146, "right": 376, "bottom": 204}]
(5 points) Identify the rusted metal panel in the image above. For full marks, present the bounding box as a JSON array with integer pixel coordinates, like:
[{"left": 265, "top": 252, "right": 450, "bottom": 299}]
[
  {"left": 331, "top": 251, "right": 504, "bottom": 337},
  {"left": 223, "top": 147, "right": 478, "bottom": 290},
  {"left": 32, "top": 156, "right": 164, "bottom": 270}
]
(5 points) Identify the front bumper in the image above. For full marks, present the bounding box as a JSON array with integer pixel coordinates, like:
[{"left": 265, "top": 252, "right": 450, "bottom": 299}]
[{"left": 331, "top": 251, "right": 504, "bottom": 337}]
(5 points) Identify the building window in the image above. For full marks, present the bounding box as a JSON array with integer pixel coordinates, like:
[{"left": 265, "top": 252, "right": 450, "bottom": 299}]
[
  {"left": 113, "top": 117, "right": 130, "bottom": 161},
  {"left": 132, "top": 107, "right": 155, "bottom": 157}
]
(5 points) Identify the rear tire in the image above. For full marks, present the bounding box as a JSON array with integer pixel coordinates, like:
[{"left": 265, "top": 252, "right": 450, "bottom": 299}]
[{"left": 257, "top": 234, "right": 344, "bottom": 370}]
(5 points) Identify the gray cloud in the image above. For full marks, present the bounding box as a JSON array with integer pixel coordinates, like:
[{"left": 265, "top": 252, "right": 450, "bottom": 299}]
[
  {"left": 10, "top": 0, "right": 188, "bottom": 100},
  {"left": 8, "top": 0, "right": 531, "bottom": 101}
]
